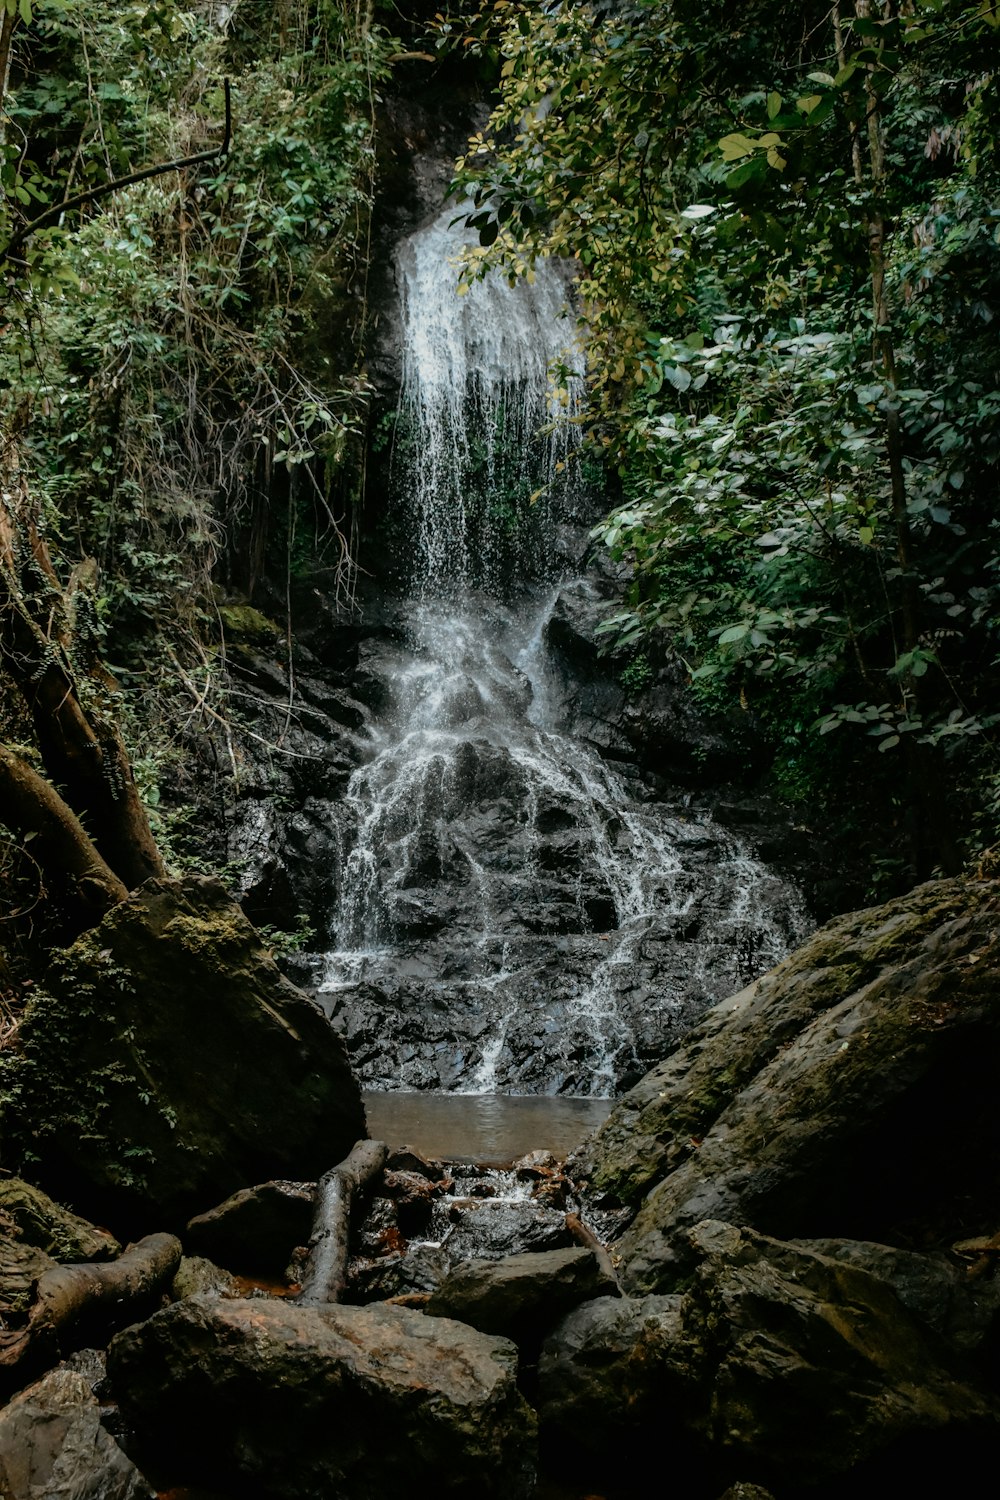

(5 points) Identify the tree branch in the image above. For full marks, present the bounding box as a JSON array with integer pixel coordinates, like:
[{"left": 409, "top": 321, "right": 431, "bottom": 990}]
[{"left": 2, "top": 80, "right": 232, "bottom": 266}]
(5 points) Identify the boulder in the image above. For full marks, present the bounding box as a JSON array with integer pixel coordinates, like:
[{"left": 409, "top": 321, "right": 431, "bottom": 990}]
[
  {"left": 574, "top": 877, "right": 1000, "bottom": 1291},
  {"left": 425, "top": 1246, "right": 617, "bottom": 1350},
  {"left": 185, "top": 1180, "right": 316, "bottom": 1275},
  {"left": 0, "top": 1367, "right": 153, "bottom": 1500},
  {"left": 538, "top": 1220, "right": 1000, "bottom": 1494},
  {"left": 108, "top": 1294, "right": 536, "bottom": 1498},
  {"left": 1, "top": 876, "right": 365, "bottom": 1226},
  {"left": 0, "top": 1179, "right": 120, "bottom": 1262}
]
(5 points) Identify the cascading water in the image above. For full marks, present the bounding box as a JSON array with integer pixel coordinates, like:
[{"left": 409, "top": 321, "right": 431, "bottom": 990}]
[{"left": 318, "top": 205, "right": 811, "bottom": 1098}]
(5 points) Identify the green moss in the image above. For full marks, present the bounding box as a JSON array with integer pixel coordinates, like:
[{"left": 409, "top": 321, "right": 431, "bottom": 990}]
[{"left": 217, "top": 604, "right": 282, "bottom": 646}]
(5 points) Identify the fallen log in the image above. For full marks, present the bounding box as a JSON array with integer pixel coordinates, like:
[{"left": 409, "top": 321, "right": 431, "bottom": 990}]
[
  {"left": 0, "top": 1232, "right": 181, "bottom": 1387},
  {"left": 297, "top": 1140, "right": 388, "bottom": 1306}
]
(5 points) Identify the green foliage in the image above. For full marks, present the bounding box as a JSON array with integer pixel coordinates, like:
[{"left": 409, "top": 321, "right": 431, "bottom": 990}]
[
  {"left": 0, "top": 1, "right": 398, "bottom": 842},
  {"left": 455, "top": 0, "right": 1000, "bottom": 879}
]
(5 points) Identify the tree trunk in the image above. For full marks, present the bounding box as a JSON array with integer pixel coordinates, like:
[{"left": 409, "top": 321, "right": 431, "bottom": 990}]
[
  {"left": 0, "top": 463, "right": 166, "bottom": 890},
  {"left": 0, "top": 745, "right": 128, "bottom": 926},
  {"left": 297, "top": 1140, "right": 388, "bottom": 1305}
]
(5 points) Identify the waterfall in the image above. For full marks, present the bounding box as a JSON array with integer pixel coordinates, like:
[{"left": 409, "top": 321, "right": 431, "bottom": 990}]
[
  {"left": 318, "top": 207, "right": 811, "bottom": 1098},
  {"left": 394, "top": 204, "right": 584, "bottom": 598}
]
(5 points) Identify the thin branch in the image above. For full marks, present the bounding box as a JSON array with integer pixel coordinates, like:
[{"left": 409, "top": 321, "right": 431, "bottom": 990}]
[{"left": 3, "top": 80, "right": 232, "bottom": 266}]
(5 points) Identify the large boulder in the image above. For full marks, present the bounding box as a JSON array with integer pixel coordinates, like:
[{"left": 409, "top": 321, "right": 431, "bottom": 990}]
[
  {"left": 108, "top": 1294, "right": 536, "bottom": 1498},
  {"left": 1, "top": 877, "right": 365, "bottom": 1227},
  {"left": 0, "top": 1367, "right": 153, "bottom": 1500},
  {"left": 574, "top": 877, "right": 1000, "bottom": 1291},
  {"left": 538, "top": 1221, "right": 1000, "bottom": 1495}
]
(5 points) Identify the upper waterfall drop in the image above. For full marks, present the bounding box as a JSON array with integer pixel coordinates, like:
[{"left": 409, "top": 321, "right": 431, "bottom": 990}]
[{"left": 394, "top": 205, "right": 585, "bottom": 598}]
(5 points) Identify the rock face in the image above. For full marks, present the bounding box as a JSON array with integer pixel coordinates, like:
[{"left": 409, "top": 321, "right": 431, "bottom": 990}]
[
  {"left": 0, "top": 1367, "right": 152, "bottom": 1500},
  {"left": 2, "top": 877, "right": 365, "bottom": 1226},
  {"left": 539, "top": 1221, "right": 1000, "bottom": 1495},
  {"left": 574, "top": 877, "right": 1000, "bottom": 1291},
  {"left": 109, "top": 1294, "right": 536, "bottom": 1499}
]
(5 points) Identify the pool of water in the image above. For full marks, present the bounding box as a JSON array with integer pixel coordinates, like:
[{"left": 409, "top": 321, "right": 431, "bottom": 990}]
[{"left": 361, "top": 1090, "right": 613, "bottom": 1163}]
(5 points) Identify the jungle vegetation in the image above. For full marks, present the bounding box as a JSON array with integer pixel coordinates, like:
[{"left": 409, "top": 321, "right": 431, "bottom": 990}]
[
  {"left": 1, "top": 0, "right": 999, "bottom": 952},
  {"left": 453, "top": 0, "right": 1000, "bottom": 887}
]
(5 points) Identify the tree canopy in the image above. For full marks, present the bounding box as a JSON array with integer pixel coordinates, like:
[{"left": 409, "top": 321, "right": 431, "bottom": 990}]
[{"left": 451, "top": 0, "right": 1000, "bottom": 886}]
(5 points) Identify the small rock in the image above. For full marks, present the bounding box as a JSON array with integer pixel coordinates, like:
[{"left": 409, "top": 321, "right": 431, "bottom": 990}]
[
  {"left": 385, "top": 1145, "right": 447, "bottom": 1181},
  {"left": 350, "top": 1242, "right": 453, "bottom": 1300},
  {"left": 0, "top": 1368, "right": 153, "bottom": 1500},
  {"left": 513, "top": 1150, "right": 559, "bottom": 1179},
  {"left": 171, "top": 1255, "right": 239, "bottom": 1301},
  {"left": 442, "top": 1199, "right": 575, "bottom": 1260},
  {"left": 426, "top": 1247, "right": 617, "bottom": 1350}
]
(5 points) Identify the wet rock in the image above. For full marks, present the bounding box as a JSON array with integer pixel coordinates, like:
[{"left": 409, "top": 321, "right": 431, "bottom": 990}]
[
  {"left": 425, "top": 1247, "right": 617, "bottom": 1350},
  {"left": 351, "top": 1241, "right": 454, "bottom": 1300},
  {"left": 4, "top": 876, "right": 365, "bottom": 1228},
  {"left": 574, "top": 877, "right": 1000, "bottom": 1291},
  {"left": 381, "top": 1168, "right": 449, "bottom": 1237},
  {"left": 0, "top": 1179, "right": 120, "bottom": 1262},
  {"left": 109, "top": 1294, "right": 537, "bottom": 1498},
  {"left": 0, "top": 1368, "right": 153, "bottom": 1500},
  {"left": 439, "top": 1199, "right": 576, "bottom": 1261},
  {"left": 539, "top": 1221, "right": 1000, "bottom": 1494},
  {"left": 171, "top": 1255, "right": 240, "bottom": 1301},
  {"left": 185, "top": 1180, "right": 316, "bottom": 1275}
]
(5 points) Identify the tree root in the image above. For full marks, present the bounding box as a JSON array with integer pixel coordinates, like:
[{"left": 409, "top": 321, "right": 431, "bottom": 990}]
[{"left": 0, "top": 1233, "right": 181, "bottom": 1391}]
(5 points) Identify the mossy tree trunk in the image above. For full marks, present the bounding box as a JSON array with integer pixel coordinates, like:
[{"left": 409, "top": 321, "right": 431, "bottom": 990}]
[{"left": 0, "top": 458, "right": 165, "bottom": 894}]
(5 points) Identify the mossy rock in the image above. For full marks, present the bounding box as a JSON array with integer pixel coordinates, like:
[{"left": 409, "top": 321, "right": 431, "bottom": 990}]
[
  {"left": 573, "top": 877, "right": 1000, "bottom": 1292},
  {"left": 0, "top": 1178, "right": 119, "bottom": 1262},
  {"left": 217, "top": 604, "right": 282, "bottom": 647},
  {"left": 0, "top": 877, "right": 365, "bottom": 1230}
]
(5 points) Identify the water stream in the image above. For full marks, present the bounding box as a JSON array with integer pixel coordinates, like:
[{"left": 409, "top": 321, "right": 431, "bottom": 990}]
[{"left": 317, "top": 205, "right": 811, "bottom": 1100}]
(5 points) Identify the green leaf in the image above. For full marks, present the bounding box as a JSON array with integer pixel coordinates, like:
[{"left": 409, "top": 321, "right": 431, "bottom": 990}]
[
  {"left": 719, "top": 133, "right": 755, "bottom": 162},
  {"left": 766, "top": 91, "right": 782, "bottom": 119}
]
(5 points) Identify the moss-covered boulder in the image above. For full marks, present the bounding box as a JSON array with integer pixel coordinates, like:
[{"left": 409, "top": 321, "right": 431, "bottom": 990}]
[
  {"left": 0, "top": 1179, "right": 119, "bottom": 1262},
  {"left": 576, "top": 877, "right": 1000, "bottom": 1293},
  {"left": 0, "top": 876, "right": 365, "bottom": 1228},
  {"left": 538, "top": 1221, "right": 1000, "bottom": 1496}
]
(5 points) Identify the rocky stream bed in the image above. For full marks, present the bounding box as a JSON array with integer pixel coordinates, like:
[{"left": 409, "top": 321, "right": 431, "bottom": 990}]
[{"left": 1, "top": 871, "right": 999, "bottom": 1497}]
